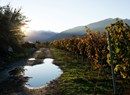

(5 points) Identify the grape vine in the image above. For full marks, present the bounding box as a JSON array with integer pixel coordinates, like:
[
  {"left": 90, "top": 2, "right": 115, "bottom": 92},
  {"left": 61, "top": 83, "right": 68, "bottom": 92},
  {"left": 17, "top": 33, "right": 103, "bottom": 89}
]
[{"left": 51, "top": 20, "right": 130, "bottom": 79}]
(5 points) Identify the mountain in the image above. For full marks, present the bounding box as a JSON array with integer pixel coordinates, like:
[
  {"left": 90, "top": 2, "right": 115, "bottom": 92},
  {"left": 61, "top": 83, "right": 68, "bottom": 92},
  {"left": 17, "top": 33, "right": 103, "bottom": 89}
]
[
  {"left": 24, "top": 30, "right": 57, "bottom": 42},
  {"left": 87, "top": 18, "right": 130, "bottom": 32},
  {"left": 48, "top": 18, "right": 130, "bottom": 41},
  {"left": 47, "top": 26, "right": 86, "bottom": 41}
]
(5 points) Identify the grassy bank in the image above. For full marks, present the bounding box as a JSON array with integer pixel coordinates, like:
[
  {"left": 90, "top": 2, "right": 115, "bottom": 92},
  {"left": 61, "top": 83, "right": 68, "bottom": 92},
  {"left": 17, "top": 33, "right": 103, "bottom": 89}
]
[{"left": 45, "top": 48, "right": 130, "bottom": 95}]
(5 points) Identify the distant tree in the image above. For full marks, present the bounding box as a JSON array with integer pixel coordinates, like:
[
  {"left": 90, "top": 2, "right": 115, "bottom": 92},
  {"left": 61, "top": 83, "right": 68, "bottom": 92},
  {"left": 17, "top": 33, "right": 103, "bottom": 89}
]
[{"left": 0, "top": 4, "right": 28, "bottom": 55}]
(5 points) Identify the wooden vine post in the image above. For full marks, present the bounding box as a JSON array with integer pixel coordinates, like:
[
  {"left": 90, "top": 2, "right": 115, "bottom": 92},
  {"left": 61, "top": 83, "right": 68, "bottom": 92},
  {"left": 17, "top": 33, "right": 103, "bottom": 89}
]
[{"left": 107, "top": 30, "right": 117, "bottom": 95}]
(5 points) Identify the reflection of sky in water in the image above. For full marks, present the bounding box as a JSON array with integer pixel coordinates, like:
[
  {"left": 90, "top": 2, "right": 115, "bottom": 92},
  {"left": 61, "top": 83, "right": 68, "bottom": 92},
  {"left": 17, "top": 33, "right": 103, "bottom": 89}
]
[
  {"left": 24, "top": 58, "right": 63, "bottom": 88},
  {"left": 28, "top": 58, "right": 36, "bottom": 61}
]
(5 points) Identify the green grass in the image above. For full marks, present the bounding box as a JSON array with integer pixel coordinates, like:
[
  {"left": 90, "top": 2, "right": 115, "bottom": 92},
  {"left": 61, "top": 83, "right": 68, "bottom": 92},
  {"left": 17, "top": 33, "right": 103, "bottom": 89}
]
[{"left": 47, "top": 48, "right": 130, "bottom": 95}]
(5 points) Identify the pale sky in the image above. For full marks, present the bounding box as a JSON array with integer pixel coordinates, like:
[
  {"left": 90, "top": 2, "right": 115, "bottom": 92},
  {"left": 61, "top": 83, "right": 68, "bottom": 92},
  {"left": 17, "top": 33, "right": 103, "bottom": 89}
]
[{"left": 0, "top": 0, "right": 130, "bottom": 32}]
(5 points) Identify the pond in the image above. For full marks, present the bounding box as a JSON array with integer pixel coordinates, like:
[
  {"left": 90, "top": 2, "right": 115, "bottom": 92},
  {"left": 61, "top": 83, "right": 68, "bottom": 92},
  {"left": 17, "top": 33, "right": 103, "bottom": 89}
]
[{"left": 24, "top": 58, "right": 63, "bottom": 89}]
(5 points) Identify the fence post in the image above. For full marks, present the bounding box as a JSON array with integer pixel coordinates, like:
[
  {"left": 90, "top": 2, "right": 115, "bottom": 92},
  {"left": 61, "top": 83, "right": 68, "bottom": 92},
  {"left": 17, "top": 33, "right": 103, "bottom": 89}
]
[{"left": 107, "top": 31, "right": 117, "bottom": 95}]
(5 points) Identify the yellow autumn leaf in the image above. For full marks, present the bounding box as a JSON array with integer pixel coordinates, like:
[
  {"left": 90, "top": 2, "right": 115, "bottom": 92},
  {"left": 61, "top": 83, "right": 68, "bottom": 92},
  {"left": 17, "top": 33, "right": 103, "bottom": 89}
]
[
  {"left": 120, "top": 72, "right": 126, "bottom": 79},
  {"left": 115, "top": 48, "right": 120, "bottom": 53},
  {"left": 114, "top": 65, "right": 119, "bottom": 72}
]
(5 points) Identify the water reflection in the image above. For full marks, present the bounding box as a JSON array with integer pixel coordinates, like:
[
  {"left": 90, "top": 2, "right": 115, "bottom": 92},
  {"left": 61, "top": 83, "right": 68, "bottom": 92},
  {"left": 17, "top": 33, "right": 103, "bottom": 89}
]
[
  {"left": 6, "top": 58, "right": 62, "bottom": 89},
  {"left": 0, "top": 67, "right": 29, "bottom": 95},
  {"left": 24, "top": 58, "right": 63, "bottom": 88},
  {"left": 27, "top": 58, "right": 43, "bottom": 65},
  {"left": 9, "top": 67, "right": 25, "bottom": 77},
  {"left": 0, "top": 49, "right": 62, "bottom": 94},
  {"left": 28, "top": 58, "right": 36, "bottom": 61}
]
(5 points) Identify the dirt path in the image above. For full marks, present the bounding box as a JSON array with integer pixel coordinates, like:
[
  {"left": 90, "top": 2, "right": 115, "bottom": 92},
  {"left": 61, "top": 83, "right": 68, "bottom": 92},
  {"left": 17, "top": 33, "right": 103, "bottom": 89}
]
[
  {"left": 0, "top": 48, "right": 55, "bottom": 95},
  {"left": 38, "top": 48, "right": 53, "bottom": 58}
]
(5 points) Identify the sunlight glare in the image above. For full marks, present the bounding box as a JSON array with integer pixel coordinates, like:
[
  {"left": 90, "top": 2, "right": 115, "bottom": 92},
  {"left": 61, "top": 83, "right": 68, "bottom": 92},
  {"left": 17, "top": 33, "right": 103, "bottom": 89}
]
[{"left": 21, "top": 26, "right": 26, "bottom": 32}]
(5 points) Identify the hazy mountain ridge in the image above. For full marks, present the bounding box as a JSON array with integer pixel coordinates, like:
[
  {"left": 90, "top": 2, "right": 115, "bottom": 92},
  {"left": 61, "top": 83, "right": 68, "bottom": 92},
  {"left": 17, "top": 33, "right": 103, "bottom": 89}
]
[
  {"left": 25, "top": 18, "right": 130, "bottom": 42},
  {"left": 48, "top": 18, "right": 130, "bottom": 41},
  {"left": 25, "top": 30, "right": 57, "bottom": 42}
]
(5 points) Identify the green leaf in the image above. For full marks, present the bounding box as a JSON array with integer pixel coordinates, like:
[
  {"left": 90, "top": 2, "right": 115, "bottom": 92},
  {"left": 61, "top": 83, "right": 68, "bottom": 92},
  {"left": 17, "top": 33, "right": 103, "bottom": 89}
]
[
  {"left": 115, "top": 48, "right": 120, "bottom": 53},
  {"left": 107, "top": 46, "right": 110, "bottom": 51},
  {"left": 107, "top": 54, "right": 110, "bottom": 59},
  {"left": 106, "top": 59, "right": 110, "bottom": 65}
]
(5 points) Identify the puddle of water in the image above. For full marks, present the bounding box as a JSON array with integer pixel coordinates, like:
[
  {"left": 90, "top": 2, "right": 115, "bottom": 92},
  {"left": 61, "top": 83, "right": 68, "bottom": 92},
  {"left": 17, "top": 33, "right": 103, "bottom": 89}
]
[
  {"left": 28, "top": 58, "right": 36, "bottom": 61},
  {"left": 24, "top": 58, "right": 63, "bottom": 88},
  {"left": 36, "top": 50, "right": 41, "bottom": 53}
]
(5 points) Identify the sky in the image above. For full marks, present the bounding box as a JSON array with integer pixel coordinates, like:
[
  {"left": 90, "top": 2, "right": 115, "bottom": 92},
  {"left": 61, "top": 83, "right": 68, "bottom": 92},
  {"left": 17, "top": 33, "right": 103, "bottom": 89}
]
[{"left": 0, "top": 0, "right": 130, "bottom": 33}]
